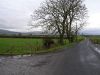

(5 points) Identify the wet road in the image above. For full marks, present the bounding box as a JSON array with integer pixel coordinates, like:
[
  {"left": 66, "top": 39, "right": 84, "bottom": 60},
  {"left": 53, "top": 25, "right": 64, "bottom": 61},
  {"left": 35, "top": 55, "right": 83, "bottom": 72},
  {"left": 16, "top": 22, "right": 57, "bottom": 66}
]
[{"left": 0, "top": 39, "right": 100, "bottom": 75}]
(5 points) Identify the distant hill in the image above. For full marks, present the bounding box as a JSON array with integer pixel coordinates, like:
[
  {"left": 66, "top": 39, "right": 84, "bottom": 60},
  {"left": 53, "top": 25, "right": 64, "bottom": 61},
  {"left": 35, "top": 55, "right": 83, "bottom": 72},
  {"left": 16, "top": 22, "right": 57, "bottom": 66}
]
[
  {"left": 24, "top": 31, "right": 43, "bottom": 35},
  {"left": 0, "top": 29, "right": 19, "bottom": 34},
  {"left": 81, "top": 28, "right": 100, "bottom": 35},
  {"left": 0, "top": 29, "right": 43, "bottom": 35},
  {"left": 1, "top": 29, "right": 100, "bottom": 36}
]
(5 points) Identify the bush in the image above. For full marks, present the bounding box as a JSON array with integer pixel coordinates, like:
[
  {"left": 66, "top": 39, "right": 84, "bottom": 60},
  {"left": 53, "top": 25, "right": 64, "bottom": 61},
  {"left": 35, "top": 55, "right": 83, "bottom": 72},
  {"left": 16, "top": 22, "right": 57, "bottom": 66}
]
[{"left": 42, "top": 38, "right": 55, "bottom": 48}]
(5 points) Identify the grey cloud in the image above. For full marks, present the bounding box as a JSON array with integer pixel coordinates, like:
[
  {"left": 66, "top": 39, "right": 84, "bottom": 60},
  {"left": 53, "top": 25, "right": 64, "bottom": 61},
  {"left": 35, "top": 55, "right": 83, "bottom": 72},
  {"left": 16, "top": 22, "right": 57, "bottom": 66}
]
[
  {"left": 0, "top": 0, "right": 44, "bottom": 31},
  {"left": 0, "top": 0, "right": 100, "bottom": 33}
]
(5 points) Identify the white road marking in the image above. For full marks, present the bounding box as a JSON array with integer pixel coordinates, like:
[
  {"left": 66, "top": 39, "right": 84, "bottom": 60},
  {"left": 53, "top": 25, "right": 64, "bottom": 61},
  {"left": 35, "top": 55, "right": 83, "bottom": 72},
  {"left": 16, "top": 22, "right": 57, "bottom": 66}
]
[
  {"left": 13, "top": 55, "right": 31, "bottom": 59},
  {"left": 94, "top": 47, "right": 100, "bottom": 54}
]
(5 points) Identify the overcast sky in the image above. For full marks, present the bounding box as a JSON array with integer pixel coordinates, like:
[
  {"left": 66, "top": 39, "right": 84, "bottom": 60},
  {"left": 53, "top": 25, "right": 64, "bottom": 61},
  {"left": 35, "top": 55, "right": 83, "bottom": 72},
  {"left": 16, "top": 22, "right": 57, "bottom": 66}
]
[{"left": 0, "top": 0, "right": 100, "bottom": 33}]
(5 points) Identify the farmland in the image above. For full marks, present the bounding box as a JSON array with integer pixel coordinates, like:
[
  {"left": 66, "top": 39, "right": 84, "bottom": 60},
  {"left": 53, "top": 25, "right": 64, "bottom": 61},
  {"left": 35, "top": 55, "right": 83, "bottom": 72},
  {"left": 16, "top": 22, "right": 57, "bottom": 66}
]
[
  {"left": 0, "top": 38, "right": 43, "bottom": 55},
  {"left": 0, "top": 36, "right": 84, "bottom": 55},
  {"left": 89, "top": 36, "right": 100, "bottom": 44},
  {"left": 0, "top": 38, "right": 69, "bottom": 55}
]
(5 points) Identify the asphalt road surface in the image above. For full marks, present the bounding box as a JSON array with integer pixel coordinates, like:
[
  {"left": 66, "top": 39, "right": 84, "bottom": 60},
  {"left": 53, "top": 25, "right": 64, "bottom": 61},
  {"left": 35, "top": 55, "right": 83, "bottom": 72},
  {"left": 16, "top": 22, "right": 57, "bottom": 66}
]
[{"left": 0, "top": 39, "right": 100, "bottom": 75}]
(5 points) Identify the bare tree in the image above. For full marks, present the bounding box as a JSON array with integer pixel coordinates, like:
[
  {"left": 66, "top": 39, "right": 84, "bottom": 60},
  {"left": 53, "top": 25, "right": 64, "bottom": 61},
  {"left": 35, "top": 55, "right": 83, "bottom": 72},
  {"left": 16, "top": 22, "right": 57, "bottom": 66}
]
[
  {"left": 31, "top": 0, "right": 87, "bottom": 44},
  {"left": 64, "top": 0, "right": 87, "bottom": 42}
]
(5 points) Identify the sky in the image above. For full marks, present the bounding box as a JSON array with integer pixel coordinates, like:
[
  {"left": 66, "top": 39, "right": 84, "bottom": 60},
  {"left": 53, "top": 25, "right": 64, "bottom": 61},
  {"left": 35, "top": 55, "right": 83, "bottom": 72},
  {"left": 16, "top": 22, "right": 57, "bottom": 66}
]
[
  {"left": 0, "top": 0, "right": 100, "bottom": 33},
  {"left": 84, "top": 0, "right": 100, "bottom": 32}
]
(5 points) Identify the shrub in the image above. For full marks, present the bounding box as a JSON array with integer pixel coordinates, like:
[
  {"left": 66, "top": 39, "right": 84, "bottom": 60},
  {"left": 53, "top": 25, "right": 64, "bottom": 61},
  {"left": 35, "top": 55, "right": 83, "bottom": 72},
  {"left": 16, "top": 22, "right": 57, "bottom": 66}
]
[{"left": 42, "top": 38, "right": 55, "bottom": 48}]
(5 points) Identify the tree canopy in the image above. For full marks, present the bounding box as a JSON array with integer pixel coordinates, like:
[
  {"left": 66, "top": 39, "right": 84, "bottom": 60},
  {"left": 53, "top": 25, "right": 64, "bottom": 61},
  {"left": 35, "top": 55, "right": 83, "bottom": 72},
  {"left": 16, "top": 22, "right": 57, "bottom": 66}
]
[{"left": 31, "top": 0, "right": 87, "bottom": 44}]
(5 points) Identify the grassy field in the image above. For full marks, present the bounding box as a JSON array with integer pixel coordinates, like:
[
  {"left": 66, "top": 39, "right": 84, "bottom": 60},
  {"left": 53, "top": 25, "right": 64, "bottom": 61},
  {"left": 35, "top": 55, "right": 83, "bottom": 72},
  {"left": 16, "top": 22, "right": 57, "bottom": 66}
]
[
  {"left": 0, "top": 38, "right": 70, "bottom": 55},
  {"left": 0, "top": 36, "right": 84, "bottom": 55},
  {"left": 0, "top": 38, "right": 44, "bottom": 55},
  {"left": 90, "top": 36, "right": 100, "bottom": 44}
]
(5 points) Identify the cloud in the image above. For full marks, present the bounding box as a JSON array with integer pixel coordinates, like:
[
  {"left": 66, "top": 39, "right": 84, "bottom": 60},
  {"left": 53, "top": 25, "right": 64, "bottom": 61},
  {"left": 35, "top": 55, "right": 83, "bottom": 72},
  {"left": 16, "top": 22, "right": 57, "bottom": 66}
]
[
  {"left": 0, "top": 0, "right": 44, "bottom": 32},
  {"left": 85, "top": 13, "right": 100, "bottom": 29},
  {"left": 84, "top": 0, "right": 100, "bottom": 28},
  {"left": 0, "top": 0, "right": 100, "bottom": 33},
  {"left": 81, "top": 28, "right": 100, "bottom": 35}
]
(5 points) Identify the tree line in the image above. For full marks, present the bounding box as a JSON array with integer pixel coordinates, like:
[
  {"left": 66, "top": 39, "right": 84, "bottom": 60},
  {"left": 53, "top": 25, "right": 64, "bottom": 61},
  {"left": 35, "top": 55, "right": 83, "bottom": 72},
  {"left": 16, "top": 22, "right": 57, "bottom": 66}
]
[{"left": 31, "top": 0, "right": 87, "bottom": 44}]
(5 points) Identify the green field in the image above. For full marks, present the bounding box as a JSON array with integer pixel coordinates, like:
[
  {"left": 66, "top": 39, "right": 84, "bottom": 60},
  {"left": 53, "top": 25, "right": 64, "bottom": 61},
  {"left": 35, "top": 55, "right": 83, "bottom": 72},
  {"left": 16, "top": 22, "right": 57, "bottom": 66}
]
[
  {"left": 0, "top": 38, "right": 44, "bottom": 55},
  {"left": 0, "top": 38, "right": 70, "bottom": 55},
  {"left": 90, "top": 36, "right": 100, "bottom": 44},
  {"left": 0, "top": 36, "right": 84, "bottom": 55}
]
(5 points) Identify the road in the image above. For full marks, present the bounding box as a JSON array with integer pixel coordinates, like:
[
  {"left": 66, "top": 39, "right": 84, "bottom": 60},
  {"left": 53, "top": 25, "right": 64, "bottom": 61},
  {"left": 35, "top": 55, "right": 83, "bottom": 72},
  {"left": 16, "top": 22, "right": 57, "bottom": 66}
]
[{"left": 0, "top": 39, "right": 100, "bottom": 75}]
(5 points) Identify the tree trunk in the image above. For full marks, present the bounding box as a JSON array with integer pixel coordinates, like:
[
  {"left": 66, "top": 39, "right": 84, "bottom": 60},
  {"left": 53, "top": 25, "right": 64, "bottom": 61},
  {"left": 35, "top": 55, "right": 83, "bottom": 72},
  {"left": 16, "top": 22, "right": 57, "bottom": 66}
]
[{"left": 59, "top": 35, "right": 64, "bottom": 45}]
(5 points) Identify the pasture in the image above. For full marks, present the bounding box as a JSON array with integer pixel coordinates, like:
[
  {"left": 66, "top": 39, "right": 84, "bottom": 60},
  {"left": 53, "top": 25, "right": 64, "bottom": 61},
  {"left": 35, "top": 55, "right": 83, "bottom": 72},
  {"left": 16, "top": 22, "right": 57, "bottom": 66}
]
[
  {"left": 0, "top": 38, "right": 44, "bottom": 55},
  {"left": 0, "top": 36, "right": 84, "bottom": 55},
  {"left": 0, "top": 38, "right": 70, "bottom": 55},
  {"left": 90, "top": 36, "right": 100, "bottom": 44}
]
